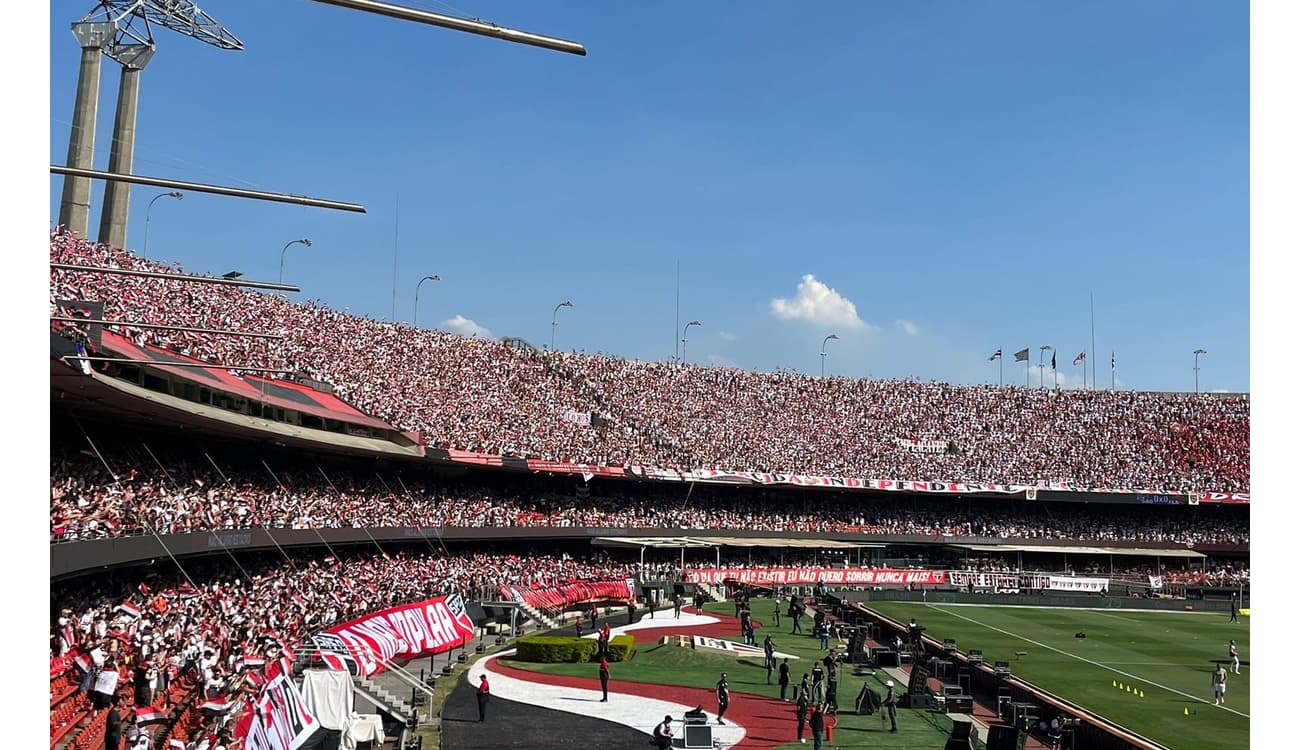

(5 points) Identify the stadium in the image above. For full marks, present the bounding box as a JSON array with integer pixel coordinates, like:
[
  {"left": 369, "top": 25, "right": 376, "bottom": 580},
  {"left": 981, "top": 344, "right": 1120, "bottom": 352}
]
[{"left": 46, "top": 3, "right": 1251, "bottom": 750}]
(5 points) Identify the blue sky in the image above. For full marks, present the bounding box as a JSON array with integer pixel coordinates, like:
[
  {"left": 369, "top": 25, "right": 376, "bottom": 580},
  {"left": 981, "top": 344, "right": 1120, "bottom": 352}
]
[{"left": 47, "top": 0, "right": 1249, "bottom": 392}]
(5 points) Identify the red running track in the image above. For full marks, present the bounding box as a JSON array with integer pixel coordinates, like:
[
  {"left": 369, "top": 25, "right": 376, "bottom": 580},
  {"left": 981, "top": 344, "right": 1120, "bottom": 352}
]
[
  {"left": 490, "top": 658, "right": 803, "bottom": 750},
  {"left": 623, "top": 607, "right": 775, "bottom": 644}
]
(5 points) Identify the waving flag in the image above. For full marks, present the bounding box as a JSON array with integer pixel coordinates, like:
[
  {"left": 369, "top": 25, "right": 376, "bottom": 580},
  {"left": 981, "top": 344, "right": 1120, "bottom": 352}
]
[
  {"left": 1014, "top": 348, "right": 1030, "bottom": 362},
  {"left": 988, "top": 349, "right": 1002, "bottom": 361},
  {"left": 1073, "top": 352, "right": 1086, "bottom": 366},
  {"left": 135, "top": 707, "right": 168, "bottom": 725}
]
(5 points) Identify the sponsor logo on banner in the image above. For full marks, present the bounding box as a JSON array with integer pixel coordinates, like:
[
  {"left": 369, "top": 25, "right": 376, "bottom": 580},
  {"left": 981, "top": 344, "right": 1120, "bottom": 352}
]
[
  {"left": 684, "top": 568, "right": 947, "bottom": 586},
  {"left": 235, "top": 674, "right": 318, "bottom": 750},
  {"left": 1136, "top": 494, "right": 1181, "bottom": 505},
  {"left": 322, "top": 593, "right": 476, "bottom": 678}
]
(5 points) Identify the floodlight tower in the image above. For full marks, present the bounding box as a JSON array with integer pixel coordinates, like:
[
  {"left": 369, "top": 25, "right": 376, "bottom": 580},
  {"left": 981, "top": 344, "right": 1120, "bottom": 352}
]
[{"left": 57, "top": 1, "right": 242, "bottom": 246}]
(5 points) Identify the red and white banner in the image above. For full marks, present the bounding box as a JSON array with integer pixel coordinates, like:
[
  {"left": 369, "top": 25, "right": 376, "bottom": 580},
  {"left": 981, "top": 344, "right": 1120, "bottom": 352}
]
[
  {"left": 1197, "top": 492, "right": 1250, "bottom": 505},
  {"left": 685, "top": 568, "right": 948, "bottom": 586},
  {"left": 435, "top": 443, "right": 1246, "bottom": 500},
  {"left": 322, "top": 593, "right": 475, "bottom": 678},
  {"left": 234, "top": 674, "right": 319, "bottom": 750},
  {"left": 499, "top": 580, "right": 636, "bottom": 612}
]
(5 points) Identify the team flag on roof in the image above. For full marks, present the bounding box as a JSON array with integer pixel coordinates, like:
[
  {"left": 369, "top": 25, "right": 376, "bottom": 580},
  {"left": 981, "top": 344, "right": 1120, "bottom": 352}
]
[
  {"left": 1073, "top": 352, "right": 1087, "bottom": 366},
  {"left": 988, "top": 349, "right": 1002, "bottom": 361},
  {"left": 1014, "top": 348, "right": 1030, "bottom": 362}
]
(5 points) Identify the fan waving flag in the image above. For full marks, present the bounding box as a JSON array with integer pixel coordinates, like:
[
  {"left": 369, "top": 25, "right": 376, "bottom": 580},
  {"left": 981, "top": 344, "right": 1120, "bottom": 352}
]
[
  {"left": 1014, "top": 348, "right": 1030, "bottom": 362},
  {"left": 989, "top": 349, "right": 1002, "bottom": 360},
  {"left": 1073, "top": 352, "right": 1086, "bottom": 366}
]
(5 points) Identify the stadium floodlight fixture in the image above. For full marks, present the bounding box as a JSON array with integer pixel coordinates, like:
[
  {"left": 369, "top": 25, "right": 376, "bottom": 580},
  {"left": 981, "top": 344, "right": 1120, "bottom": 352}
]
[
  {"left": 279, "top": 239, "right": 312, "bottom": 284},
  {"left": 221, "top": 271, "right": 243, "bottom": 280},
  {"left": 52, "top": 166, "right": 367, "bottom": 214},
  {"left": 142, "top": 190, "right": 184, "bottom": 260},
  {"left": 1193, "top": 349, "right": 1207, "bottom": 393},
  {"left": 414, "top": 275, "right": 441, "bottom": 328},
  {"left": 681, "top": 320, "right": 702, "bottom": 363},
  {"left": 821, "top": 334, "right": 840, "bottom": 378},
  {"left": 551, "top": 300, "right": 574, "bottom": 351},
  {"left": 306, "top": 0, "right": 586, "bottom": 56}
]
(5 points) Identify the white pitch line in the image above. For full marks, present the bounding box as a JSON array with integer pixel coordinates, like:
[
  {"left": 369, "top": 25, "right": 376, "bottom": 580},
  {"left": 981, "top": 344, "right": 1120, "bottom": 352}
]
[
  {"left": 906, "top": 601, "right": 1242, "bottom": 618},
  {"left": 922, "top": 604, "right": 1250, "bottom": 719}
]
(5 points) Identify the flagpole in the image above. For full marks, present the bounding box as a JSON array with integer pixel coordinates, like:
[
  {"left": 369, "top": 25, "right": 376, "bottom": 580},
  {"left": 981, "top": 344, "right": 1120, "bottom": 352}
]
[
  {"left": 1090, "top": 292, "right": 1097, "bottom": 391},
  {"left": 999, "top": 352, "right": 1003, "bottom": 387},
  {"left": 1039, "top": 349, "right": 1045, "bottom": 389},
  {"left": 1111, "top": 352, "right": 1116, "bottom": 391},
  {"left": 1025, "top": 354, "right": 1030, "bottom": 388}
]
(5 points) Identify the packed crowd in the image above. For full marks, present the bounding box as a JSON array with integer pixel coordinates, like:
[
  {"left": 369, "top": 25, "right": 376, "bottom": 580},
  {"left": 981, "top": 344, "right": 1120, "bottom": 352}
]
[
  {"left": 51, "top": 231, "right": 1249, "bottom": 492},
  {"left": 51, "top": 434, "right": 1250, "bottom": 545},
  {"left": 51, "top": 547, "right": 638, "bottom": 746}
]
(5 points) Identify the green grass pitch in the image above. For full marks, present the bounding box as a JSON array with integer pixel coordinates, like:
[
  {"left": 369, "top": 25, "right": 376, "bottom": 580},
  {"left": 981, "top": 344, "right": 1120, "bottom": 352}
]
[{"left": 867, "top": 601, "right": 1250, "bottom": 750}]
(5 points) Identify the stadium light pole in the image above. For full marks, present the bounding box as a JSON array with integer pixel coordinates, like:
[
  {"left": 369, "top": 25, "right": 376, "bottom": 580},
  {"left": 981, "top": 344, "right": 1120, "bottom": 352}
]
[
  {"left": 1194, "top": 348, "right": 1207, "bottom": 393},
  {"left": 551, "top": 300, "right": 574, "bottom": 351},
  {"left": 142, "top": 191, "right": 183, "bottom": 260},
  {"left": 680, "top": 320, "right": 701, "bottom": 364},
  {"left": 279, "top": 238, "right": 312, "bottom": 284},
  {"left": 820, "top": 334, "right": 839, "bottom": 378},
  {"left": 1039, "top": 345, "right": 1052, "bottom": 389},
  {"left": 414, "top": 275, "right": 440, "bottom": 327}
]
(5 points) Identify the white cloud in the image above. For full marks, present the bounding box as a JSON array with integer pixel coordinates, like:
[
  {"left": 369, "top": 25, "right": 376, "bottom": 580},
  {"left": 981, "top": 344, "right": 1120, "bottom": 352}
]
[
  {"left": 1020, "top": 363, "right": 1122, "bottom": 391},
  {"left": 442, "top": 314, "right": 495, "bottom": 340},
  {"left": 770, "top": 274, "right": 869, "bottom": 329},
  {"left": 718, "top": 331, "right": 737, "bottom": 342},
  {"left": 705, "top": 354, "right": 737, "bottom": 368},
  {"left": 895, "top": 319, "right": 920, "bottom": 336}
]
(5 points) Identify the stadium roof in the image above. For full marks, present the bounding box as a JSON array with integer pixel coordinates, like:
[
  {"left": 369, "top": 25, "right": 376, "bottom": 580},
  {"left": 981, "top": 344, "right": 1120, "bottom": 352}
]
[
  {"left": 961, "top": 543, "right": 1205, "bottom": 559},
  {"left": 593, "top": 536, "right": 880, "bottom": 550}
]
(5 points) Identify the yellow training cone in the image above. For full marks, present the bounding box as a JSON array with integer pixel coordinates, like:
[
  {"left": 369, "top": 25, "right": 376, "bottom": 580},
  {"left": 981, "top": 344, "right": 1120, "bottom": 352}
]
[
  {"left": 1184, "top": 707, "right": 1190, "bottom": 716},
  {"left": 1139, "top": 690, "right": 1145, "bottom": 698},
  {"left": 1127, "top": 686, "right": 1132, "bottom": 693},
  {"left": 1112, "top": 680, "right": 1118, "bottom": 688}
]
